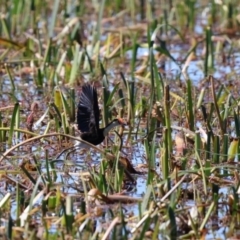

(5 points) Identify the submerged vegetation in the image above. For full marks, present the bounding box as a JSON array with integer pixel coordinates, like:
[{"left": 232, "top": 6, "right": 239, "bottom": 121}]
[{"left": 0, "top": 0, "right": 240, "bottom": 239}]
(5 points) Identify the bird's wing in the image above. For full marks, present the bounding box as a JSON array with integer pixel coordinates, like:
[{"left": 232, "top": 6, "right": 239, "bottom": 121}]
[{"left": 77, "top": 84, "right": 100, "bottom": 133}]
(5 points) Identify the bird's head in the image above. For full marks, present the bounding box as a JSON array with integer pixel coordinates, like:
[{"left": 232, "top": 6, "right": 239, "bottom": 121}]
[
  {"left": 112, "top": 118, "right": 127, "bottom": 127},
  {"left": 103, "top": 118, "right": 127, "bottom": 136}
]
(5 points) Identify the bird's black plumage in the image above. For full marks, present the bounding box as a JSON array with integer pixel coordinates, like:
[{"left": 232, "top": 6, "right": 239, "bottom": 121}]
[
  {"left": 77, "top": 84, "right": 104, "bottom": 145},
  {"left": 77, "top": 84, "right": 99, "bottom": 132},
  {"left": 77, "top": 83, "right": 126, "bottom": 146}
]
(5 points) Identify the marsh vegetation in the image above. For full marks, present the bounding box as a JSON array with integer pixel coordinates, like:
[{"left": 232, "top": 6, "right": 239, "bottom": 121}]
[{"left": 0, "top": 0, "right": 240, "bottom": 239}]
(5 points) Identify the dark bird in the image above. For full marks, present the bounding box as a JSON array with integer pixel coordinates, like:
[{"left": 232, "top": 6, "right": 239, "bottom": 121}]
[{"left": 77, "top": 83, "right": 126, "bottom": 146}]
